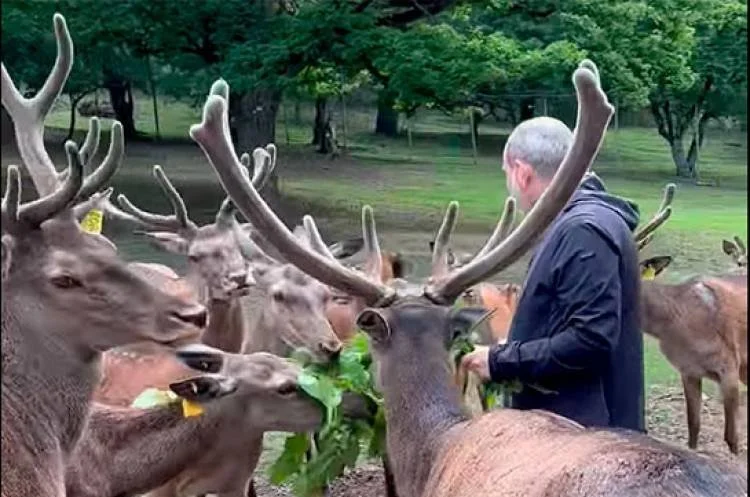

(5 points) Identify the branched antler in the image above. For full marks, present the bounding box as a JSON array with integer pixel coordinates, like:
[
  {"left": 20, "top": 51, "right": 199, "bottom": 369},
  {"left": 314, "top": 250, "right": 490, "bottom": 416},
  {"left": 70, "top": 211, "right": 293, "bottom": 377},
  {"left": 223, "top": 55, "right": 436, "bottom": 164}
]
[
  {"left": 635, "top": 183, "right": 676, "bottom": 251},
  {"left": 2, "top": 13, "right": 137, "bottom": 226}
]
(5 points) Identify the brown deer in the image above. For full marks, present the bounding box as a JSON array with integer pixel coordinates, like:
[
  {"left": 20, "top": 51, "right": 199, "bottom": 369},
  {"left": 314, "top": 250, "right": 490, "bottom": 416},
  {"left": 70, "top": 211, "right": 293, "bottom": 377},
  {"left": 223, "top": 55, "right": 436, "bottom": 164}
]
[
  {"left": 195, "top": 58, "right": 746, "bottom": 496},
  {"left": 639, "top": 254, "right": 747, "bottom": 455},
  {"left": 66, "top": 345, "right": 374, "bottom": 497},
  {"left": 1, "top": 14, "right": 206, "bottom": 497},
  {"left": 723, "top": 236, "right": 747, "bottom": 272}
]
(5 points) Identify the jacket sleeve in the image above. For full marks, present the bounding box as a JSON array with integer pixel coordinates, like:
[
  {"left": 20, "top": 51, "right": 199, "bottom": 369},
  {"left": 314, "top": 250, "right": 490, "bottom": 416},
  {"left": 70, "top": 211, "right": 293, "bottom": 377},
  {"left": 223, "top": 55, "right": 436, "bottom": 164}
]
[{"left": 488, "top": 222, "right": 623, "bottom": 383}]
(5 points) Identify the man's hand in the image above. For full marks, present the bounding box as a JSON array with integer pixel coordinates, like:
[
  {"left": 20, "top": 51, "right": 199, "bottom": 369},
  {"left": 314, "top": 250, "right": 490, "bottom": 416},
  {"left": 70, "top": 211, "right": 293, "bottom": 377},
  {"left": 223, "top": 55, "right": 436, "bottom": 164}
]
[{"left": 460, "top": 345, "right": 491, "bottom": 381}]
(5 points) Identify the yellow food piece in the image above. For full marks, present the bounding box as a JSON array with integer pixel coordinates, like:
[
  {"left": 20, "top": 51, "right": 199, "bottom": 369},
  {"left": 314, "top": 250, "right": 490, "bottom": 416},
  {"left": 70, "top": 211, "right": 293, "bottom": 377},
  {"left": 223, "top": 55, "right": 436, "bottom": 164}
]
[
  {"left": 641, "top": 266, "right": 656, "bottom": 281},
  {"left": 182, "top": 399, "right": 204, "bottom": 418},
  {"left": 80, "top": 209, "right": 104, "bottom": 234},
  {"left": 131, "top": 388, "right": 178, "bottom": 409}
]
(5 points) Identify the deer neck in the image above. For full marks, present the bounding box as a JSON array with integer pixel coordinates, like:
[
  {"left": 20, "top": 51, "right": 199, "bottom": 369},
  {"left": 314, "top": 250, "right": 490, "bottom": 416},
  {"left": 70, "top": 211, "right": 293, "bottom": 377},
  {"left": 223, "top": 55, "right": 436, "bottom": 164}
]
[
  {"left": 202, "top": 297, "right": 247, "bottom": 353},
  {"left": 378, "top": 332, "right": 467, "bottom": 497},
  {"left": 68, "top": 402, "right": 257, "bottom": 496},
  {"left": 2, "top": 291, "right": 101, "bottom": 458}
]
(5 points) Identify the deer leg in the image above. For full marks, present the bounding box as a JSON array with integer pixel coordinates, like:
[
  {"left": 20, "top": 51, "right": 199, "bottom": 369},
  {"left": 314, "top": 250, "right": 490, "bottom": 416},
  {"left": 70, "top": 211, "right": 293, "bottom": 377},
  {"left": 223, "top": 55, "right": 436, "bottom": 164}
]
[
  {"left": 383, "top": 451, "right": 399, "bottom": 497},
  {"left": 681, "top": 375, "right": 702, "bottom": 450},
  {"left": 720, "top": 376, "right": 740, "bottom": 454}
]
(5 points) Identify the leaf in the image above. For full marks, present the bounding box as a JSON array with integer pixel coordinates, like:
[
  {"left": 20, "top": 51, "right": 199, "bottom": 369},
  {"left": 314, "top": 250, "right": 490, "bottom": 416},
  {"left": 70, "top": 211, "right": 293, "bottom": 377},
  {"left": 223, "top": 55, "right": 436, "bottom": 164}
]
[
  {"left": 130, "top": 388, "right": 178, "bottom": 409},
  {"left": 298, "top": 371, "right": 343, "bottom": 426},
  {"left": 268, "top": 433, "right": 310, "bottom": 485}
]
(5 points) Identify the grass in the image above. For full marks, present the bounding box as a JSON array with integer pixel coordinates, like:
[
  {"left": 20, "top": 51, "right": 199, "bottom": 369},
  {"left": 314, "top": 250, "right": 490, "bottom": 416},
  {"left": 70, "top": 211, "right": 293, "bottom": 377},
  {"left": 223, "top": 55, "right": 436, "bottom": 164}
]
[{"left": 40, "top": 95, "right": 747, "bottom": 395}]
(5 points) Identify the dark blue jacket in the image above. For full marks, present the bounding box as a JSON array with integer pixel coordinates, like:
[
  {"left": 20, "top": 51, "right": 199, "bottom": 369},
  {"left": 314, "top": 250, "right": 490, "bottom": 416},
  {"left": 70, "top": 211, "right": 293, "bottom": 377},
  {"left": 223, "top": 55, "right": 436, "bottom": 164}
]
[{"left": 488, "top": 174, "right": 645, "bottom": 432}]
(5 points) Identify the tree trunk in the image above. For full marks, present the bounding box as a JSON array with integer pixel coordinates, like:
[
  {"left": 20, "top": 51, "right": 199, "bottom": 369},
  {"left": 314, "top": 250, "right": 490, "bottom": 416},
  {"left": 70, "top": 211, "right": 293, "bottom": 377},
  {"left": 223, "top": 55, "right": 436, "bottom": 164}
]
[
  {"left": 312, "top": 97, "right": 328, "bottom": 147},
  {"left": 669, "top": 140, "right": 695, "bottom": 178},
  {"left": 104, "top": 75, "right": 137, "bottom": 139},
  {"left": 66, "top": 95, "right": 78, "bottom": 143},
  {"left": 375, "top": 90, "right": 399, "bottom": 137},
  {"left": 229, "top": 88, "right": 282, "bottom": 210},
  {"left": 519, "top": 97, "right": 535, "bottom": 122}
]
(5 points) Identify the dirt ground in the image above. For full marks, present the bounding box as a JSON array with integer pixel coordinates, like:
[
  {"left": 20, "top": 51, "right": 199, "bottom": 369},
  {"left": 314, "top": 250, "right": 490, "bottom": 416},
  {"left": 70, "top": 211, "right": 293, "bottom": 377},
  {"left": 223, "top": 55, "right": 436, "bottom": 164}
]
[{"left": 252, "top": 384, "right": 747, "bottom": 497}]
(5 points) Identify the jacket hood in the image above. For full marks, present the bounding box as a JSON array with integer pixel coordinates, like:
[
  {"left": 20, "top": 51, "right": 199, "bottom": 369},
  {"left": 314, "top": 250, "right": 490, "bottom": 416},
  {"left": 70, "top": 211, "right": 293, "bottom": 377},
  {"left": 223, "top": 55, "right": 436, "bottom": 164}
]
[{"left": 564, "top": 172, "right": 640, "bottom": 231}]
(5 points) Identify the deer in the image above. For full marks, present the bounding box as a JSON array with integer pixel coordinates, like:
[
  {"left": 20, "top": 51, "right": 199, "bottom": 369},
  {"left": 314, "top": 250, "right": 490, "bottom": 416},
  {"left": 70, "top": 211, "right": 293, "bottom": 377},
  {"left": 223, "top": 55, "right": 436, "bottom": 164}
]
[
  {"left": 1, "top": 14, "right": 207, "bottom": 497},
  {"left": 723, "top": 236, "right": 747, "bottom": 272},
  {"left": 638, "top": 252, "right": 747, "bottom": 455},
  {"left": 194, "top": 57, "right": 747, "bottom": 496},
  {"left": 66, "top": 345, "right": 375, "bottom": 497}
]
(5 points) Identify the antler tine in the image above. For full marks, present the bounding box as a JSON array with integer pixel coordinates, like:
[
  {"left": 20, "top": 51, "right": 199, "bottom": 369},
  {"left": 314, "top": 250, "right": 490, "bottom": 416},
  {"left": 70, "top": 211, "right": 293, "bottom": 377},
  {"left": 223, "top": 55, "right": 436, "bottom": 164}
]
[
  {"left": 79, "top": 117, "right": 101, "bottom": 171},
  {"left": 2, "top": 166, "right": 21, "bottom": 229},
  {"left": 733, "top": 235, "right": 746, "bottom": 256},
  {"left": 18, "top": 141, "right": 83, "bottom": 226},
  {"left": 302, "top": 215, "right": 337, "bottom": 260},
  {"left": 634, "top": 183, "right": 675, "bottom": 244},
  {"left": 190, "top": 89, "right": 393, "bottom": 305},
  {"left": 431, "top": 201, "right": 459, "bottom": 279},
  {"left": 427, "top": 61, "right": 614, "bottom": 304},
  {"left": 361, "top": 205, "right": 384, "bottom": 280},
  {"left": 473, "top": 197, "right": 517, "bottom": 260},
  {"left": 232, "top": 222, "right": 277, "bottom": 267},
  {"left": 637, "top": 234, "right": 653, "bottom": 252},
  {"left": 74, "top": 122, "right": 124, "bottom": 202},
  {"left": 216, "top": 147, "right": 273, "bottom": 224},
  {"left": 2, "top": 13, "right": 73, "bottom": 197},
  {"left": 116, "top": 165, "right": 198, "bottom": 234}
]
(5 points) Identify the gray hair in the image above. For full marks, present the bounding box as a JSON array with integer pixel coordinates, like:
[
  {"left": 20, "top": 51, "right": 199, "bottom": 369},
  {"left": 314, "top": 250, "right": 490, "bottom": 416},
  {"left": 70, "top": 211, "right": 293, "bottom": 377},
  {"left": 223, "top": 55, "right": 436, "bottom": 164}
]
[{"left": 503, "top": 117, "right": 573, "bottom": 179}]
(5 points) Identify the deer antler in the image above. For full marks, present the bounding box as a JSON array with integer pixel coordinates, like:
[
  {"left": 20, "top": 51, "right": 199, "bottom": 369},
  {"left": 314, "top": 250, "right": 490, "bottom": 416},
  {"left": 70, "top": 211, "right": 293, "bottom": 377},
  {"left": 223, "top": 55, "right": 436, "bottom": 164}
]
[
  {"left": 635, "top": 183, "right": 675, "bottom": 251},
  {"left": 425, "top": 60, "right": 614, "bottom": 303},
  {"left": 116, "top": 144, "right": 275, "bottom": 236},
  {"left": 2, "top": 13, "right": 137, "bottom": 226},
  {"left": 2, "top": 141, "right": 85, "bottom": 233},
  {"left": 190, "top": 85, "right": 394, "bottom": 305}
]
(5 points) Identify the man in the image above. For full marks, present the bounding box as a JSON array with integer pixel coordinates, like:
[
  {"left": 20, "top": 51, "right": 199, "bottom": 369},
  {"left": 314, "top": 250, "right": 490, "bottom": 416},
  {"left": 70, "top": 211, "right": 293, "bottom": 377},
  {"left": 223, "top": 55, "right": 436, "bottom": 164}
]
[{"left": 461, "top": 116, "right": 645, "bottom": 432}]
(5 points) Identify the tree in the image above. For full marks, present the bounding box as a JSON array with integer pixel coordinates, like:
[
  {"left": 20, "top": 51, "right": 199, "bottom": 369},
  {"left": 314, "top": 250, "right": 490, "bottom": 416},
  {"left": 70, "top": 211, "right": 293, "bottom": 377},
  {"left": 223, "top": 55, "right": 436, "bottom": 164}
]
[{"left": 649, "top": 0, "right": 747, "bottom": 177}]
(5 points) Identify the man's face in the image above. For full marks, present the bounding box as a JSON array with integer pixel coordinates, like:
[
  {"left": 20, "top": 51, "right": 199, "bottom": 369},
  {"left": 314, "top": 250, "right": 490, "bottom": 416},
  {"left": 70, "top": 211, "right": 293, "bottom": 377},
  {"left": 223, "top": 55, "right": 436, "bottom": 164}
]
[{"left": 502, "top": 153, "right": 531, "bottom": 211}]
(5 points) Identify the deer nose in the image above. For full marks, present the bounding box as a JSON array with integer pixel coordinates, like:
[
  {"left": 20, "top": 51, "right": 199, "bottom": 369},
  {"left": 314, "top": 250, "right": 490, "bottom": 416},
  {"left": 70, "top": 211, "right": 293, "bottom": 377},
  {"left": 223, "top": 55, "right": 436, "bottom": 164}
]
[
  {"left": 173, "top": 305, "right": 208, "bottom": 329},
  {"left": 320, "top": 339, "right": 342, "bottom": 359}
]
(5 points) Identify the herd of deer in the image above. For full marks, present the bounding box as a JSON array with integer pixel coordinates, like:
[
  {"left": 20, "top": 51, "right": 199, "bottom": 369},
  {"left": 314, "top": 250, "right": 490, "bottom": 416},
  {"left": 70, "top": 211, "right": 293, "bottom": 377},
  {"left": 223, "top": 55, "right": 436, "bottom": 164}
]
[{"left": 1, "top": 13, "right": 747, "bottom": 497}]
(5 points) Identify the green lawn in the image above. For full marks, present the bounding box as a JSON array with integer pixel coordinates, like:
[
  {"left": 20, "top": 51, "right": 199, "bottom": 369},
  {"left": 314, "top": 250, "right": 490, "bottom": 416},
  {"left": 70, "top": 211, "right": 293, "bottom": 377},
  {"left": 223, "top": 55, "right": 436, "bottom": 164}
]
[{"left": 42, "top": 96, "right": 747, "bottom": 393}]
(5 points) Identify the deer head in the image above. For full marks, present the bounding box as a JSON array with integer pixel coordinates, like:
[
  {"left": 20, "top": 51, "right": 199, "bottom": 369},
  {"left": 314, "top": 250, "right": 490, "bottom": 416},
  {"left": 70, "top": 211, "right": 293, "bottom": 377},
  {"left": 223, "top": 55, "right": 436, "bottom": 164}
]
[
  {"left": 170, "top": 344, "right": 364, "bottom": 432},
  {"left": 1, "top": 14, "right": 207, "bottom": 352},
  {"left": 186, "top": 58, "right": 612, "bottom": 364},
  {"left": 722, "top": 236, "right": 747, "bottom": 268}
]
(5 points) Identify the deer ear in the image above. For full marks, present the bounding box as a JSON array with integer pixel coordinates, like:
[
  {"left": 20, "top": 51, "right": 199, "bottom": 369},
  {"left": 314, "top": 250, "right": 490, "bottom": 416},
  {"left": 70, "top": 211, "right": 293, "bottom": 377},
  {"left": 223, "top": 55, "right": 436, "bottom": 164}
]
[
  {"left": 169, "top": 375, "right": 237, "bottom": 402},
  {"left": 175, "top": 344, "right": 225, "bottom": 373},
  {"left": 449, "top": 306, "right": 490, "bottom": 340},
  {"left": 135, "top": 231, "right": 189, "bottom": 255},
  {"left": 640, "top": 256, "right": 672, "bottom": 280},
  {"left": 356, "top": 308, "right": 390, "bottom": 342},
  {"left": 328, "top": 237, "right": 365, "bottom": 259},
  {"left": 723, "top": 239, "right": 738, "bottom": 257}
]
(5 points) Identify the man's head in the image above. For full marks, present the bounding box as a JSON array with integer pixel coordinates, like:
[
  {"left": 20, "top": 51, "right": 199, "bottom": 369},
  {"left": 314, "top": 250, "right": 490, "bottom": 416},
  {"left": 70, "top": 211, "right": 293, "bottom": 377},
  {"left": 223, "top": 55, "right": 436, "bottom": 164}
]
[{"left": 502, "top": 117, "right": 573, "bottom": 211}]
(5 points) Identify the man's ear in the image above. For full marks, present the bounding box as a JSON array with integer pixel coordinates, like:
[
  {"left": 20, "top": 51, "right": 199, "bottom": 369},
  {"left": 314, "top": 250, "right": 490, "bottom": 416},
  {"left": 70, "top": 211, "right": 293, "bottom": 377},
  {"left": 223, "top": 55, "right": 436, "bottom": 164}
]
[
  {"left": 640, "top": 256, "right": 672, "bottom": 280},
  {"left": 356, "top": 308, "right": 391, "bottom": 343},
  {"left": 169, "top": 375, "right": 237, "bottom": 403},
  {"left": 135, "top": 231, "right": 189, "bottom": 255}
]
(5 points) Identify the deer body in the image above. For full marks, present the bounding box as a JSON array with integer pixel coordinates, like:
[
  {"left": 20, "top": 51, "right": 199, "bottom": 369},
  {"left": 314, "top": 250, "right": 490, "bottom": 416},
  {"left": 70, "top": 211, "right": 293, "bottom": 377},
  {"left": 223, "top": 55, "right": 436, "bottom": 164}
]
[
  {"left": 370, "top": 303, "right": 746, "bottom": 497},
  {"left": 640, "top": 272, "right": 747, "bottom": 454},
  {"left": 1, "top": 14, "right": 205, "bottom": 497},
  {"left": 68, "top": 348, "right": 372, "bottom": 497}
]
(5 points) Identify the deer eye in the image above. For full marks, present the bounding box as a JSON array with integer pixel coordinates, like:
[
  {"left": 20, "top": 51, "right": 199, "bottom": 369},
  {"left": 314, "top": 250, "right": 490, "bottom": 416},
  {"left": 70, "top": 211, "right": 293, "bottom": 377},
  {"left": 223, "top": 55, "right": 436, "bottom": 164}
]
[
  {"left": 188, "top": 254, "right": 200, "bottom": 263},
  {"left": 51, "top": 275, "right": 82, "bottom": 289},
  {"left": 272, "top": 291, "right": 284, "bottom": 302}
]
